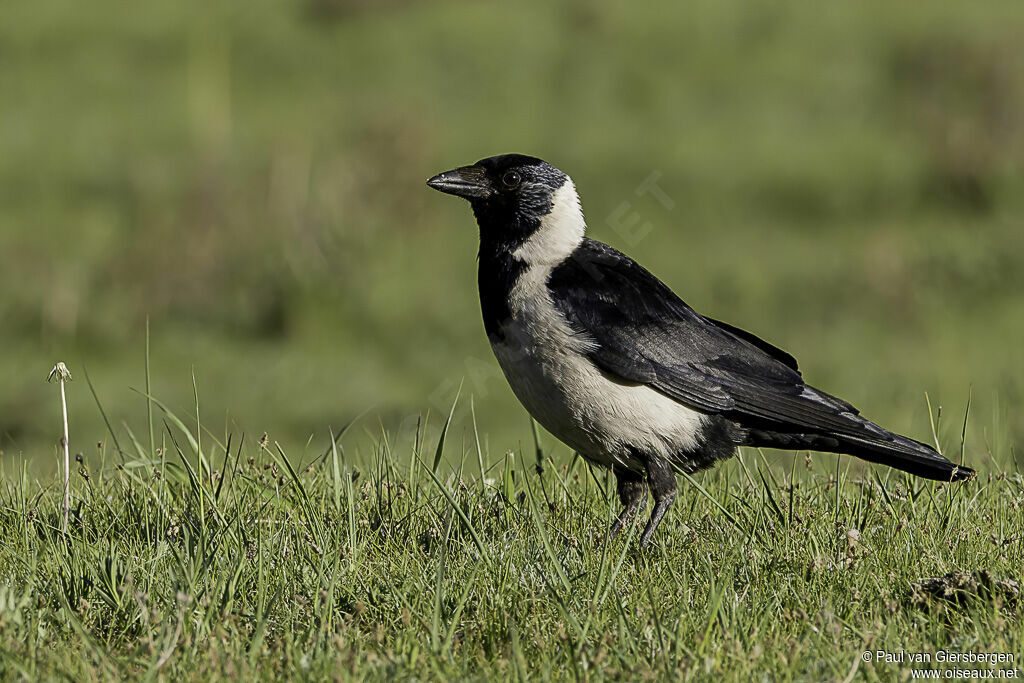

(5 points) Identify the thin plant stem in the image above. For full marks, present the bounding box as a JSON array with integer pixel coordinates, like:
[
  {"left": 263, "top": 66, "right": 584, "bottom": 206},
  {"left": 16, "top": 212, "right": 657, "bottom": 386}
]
[
  {"left": 60, "top": 378, "right": 69, "bottom": 532},
  {"left": 48, "top": 361, "right": 73, "bottom": 533}
]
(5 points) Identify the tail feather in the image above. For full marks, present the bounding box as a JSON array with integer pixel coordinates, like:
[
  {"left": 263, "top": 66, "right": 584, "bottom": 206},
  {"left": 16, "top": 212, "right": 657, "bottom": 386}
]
[{"left": 747, "top": 426, "right": 975, "bottom": 482}]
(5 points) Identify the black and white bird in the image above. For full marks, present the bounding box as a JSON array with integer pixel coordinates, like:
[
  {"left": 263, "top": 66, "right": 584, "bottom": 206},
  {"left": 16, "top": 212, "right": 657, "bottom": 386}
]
[{"left": 427, "top": 154, "right": 974, "bottom": 546}]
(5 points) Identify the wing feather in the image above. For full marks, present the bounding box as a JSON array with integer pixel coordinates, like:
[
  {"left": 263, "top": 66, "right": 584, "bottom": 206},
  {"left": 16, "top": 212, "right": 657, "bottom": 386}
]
[{"left": 548, "top": 239, "right": 864, "bottom": 435}]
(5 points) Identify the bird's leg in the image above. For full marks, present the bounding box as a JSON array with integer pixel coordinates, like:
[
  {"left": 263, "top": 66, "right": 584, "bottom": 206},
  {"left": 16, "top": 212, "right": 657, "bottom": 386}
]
[
  {"left": 609, "top": 469, "right": 647, "bottom": 538},
  {"left": 639, "top": 457, "right": 677, "bottom": 548}
]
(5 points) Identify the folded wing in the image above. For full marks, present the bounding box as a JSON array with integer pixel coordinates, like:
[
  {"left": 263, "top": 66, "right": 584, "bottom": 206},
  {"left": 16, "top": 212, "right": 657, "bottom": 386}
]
[{"left": 547, "top": 239, "right": 972, "bottom": 481}]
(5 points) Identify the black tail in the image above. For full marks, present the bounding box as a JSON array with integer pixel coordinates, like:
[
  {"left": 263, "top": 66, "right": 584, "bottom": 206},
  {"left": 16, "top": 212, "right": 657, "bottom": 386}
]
[{"left": 747, "top": 425, "right": 975, "bottom": 482}]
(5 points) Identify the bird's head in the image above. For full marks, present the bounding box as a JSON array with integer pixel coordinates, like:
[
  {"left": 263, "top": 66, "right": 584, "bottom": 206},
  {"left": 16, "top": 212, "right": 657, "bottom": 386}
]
[{"left": 427, "top": 154, "right": 585, "bottom": 261}]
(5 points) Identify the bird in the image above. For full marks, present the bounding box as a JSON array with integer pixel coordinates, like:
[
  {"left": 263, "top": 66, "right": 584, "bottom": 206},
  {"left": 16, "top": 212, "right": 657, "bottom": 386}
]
[{"left": 427, "top": 154, "right": 974, "bottom": 547}]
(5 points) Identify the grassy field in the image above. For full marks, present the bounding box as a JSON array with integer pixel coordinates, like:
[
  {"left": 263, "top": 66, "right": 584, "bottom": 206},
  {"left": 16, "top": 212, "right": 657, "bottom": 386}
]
[
  {"left": 2, "top": 0, "right": 1024, "bottom": 678},
  {"left": 0, "top": 391, "right": 1020, "bottom": 680}
]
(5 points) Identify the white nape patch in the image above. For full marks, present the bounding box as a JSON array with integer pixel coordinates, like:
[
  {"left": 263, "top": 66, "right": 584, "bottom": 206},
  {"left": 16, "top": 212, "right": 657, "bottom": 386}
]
[
  {"left": 491, "top": 240, "right": 706, "bottom": 474},
  {"left": 512, "top": 180, "right": 585, "bottom": 267}
]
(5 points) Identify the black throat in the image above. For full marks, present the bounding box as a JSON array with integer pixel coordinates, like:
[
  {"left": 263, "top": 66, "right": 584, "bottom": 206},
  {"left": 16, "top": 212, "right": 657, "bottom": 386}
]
[
  {"left": 477, "top": 247, "right": 526, "bottom": 342},
  {"left": 473, "top": 206, "right": 541, "bottom": 342}
]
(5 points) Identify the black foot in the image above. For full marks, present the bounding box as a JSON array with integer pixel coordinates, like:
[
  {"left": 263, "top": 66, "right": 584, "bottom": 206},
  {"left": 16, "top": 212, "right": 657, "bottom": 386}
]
[
  {"left": 638, "top": 456, "right": 677, "bottom": 547},
  {"left": 609, "top": 494, "right": 647, "bottom": 538},
  {"left": 608, "top": 469, "right": 647, "bottom": 538},
  {"left": 639, "top": 492, "right": 676, "bottom": 547}
]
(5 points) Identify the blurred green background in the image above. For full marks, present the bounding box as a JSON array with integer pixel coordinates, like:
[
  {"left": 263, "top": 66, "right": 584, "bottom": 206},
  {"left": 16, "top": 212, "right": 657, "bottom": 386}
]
[{"left": 2, "top": 0, "right": 1022, "bottom": 472}]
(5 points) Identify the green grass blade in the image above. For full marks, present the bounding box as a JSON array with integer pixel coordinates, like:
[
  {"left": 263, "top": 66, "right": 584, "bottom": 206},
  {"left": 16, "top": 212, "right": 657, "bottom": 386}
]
[
  {"left": 82, "top": 366, "right": 125, "bottom": 461},
  {"left": 417, "top": 453, "right": 487, "bottom": 560},
  {"left": 433, "top": 381, "right": 463, "bottom": 473}
]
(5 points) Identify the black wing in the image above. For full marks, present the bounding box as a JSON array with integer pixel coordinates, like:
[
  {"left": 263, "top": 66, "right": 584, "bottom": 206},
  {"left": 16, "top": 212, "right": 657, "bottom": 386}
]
[
  {"left": 547, "top": 239, "right": 973, "bottom": 481},
  {"left": 547, "top": 239, "right": 868, "bottom": 435}
]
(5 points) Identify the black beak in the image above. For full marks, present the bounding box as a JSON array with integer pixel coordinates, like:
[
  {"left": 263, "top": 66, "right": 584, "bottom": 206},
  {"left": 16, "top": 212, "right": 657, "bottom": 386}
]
[{"left": 426, "top": 165, "right": 493, "bottom": 200}]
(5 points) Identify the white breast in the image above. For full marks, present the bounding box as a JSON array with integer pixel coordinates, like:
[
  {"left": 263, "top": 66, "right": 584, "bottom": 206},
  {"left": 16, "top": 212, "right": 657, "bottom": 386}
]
[{"left": 491, "top": 184, "right": 706, "bottom": 472}]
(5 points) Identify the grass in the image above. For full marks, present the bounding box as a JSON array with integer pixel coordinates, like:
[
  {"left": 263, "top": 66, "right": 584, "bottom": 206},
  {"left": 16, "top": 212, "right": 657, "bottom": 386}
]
[{"left": 0, "top": 379, "right": 1020, "bottom": 680}]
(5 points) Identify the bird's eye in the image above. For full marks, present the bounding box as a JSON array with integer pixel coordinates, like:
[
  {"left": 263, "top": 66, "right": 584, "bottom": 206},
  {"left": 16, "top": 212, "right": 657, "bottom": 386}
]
[{"left": 502, "top": 171, "right": 522, "bottom": 187}]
